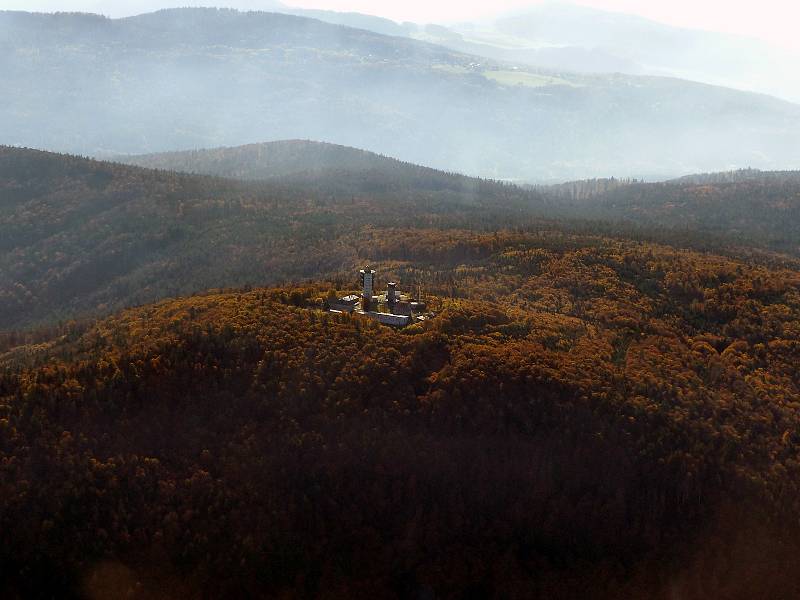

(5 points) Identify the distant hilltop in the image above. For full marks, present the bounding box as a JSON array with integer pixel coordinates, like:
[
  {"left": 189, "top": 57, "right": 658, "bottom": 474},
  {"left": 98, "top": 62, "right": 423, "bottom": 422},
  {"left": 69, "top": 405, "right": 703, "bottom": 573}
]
[
  {"left": 3, "top": 8, "right": 800, "bottom": 180},
  {"left": 117, "top": 140, "right": 409, "bottom": 180},
  {"left": 669, "top": 168, "right": 800, "bottom": 185}
]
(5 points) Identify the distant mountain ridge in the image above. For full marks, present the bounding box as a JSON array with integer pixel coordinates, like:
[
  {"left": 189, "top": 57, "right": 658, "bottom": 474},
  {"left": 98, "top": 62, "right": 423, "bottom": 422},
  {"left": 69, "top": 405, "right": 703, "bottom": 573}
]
[
  {"left": 118, "top": 139, "right": 800, "bottom": 257},
  {"left": 283, "top": 7, "right": 409, "bottom": 37},
  {"left": 119, "top": 140, "right": 416, "bottom": 180},
  {"left": 411, "top": 3, "right": 800, "bottom": 104},
  {"left": 3, "top": 7, "right": 800, "bottom": 180},
  {"left": 669, "top": 168, "right": 800, "bottom": 185},
  {"left": 8, "top": 2, "right": 800, "bottom": 103}
]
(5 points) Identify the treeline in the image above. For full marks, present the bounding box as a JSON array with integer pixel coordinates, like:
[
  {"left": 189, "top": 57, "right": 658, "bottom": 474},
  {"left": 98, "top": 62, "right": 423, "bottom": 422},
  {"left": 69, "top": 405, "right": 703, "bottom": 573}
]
[
  {"left": 120, "top": 139, "right": 475, "bottom": 183},
  {"left": 670, "top": 168, "right": 800, "bottom": 185},
  {"left": 531, "top": 176, "right": 639, "bottom": 201}
]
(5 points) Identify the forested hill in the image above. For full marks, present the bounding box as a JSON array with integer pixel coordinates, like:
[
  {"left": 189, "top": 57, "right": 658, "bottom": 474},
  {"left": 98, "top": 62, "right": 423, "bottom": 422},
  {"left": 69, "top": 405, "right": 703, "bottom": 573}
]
[
  {"left": 0, "top": 146, "right": 542, "bottom": 330},
  {"left": 3, "top": 232, "right": 800, "bottom": 597},
  {"left": 119, "top": 140, "right": 434, "bottom": 180},
  {"left": 118, "top": 140, "right": 800, "bottom": 256},
  {"left": 3, "top": 8, "right": 800, "bottom": 179},
  {"left": 6, "top": 144, "right": 800, "bottom": 330},
  {"left": 575, "top": 176, "right": 800, "bottom": 255},
  {"left": 669, "top": 168, "right": 800, "bottom": 185}
]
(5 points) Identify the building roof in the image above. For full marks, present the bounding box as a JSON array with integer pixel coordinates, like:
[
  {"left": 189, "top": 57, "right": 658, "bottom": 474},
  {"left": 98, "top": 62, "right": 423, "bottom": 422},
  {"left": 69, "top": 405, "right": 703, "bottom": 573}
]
[{"left": 361, "top": 311, "right": 411, "bottom": 327}]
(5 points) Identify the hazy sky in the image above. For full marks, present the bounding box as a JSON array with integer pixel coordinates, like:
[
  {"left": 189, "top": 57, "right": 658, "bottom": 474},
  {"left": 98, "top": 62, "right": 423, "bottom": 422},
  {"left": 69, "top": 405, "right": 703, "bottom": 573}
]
[{"left": 1, "top": 0, "right": 799, "bottom": 51}]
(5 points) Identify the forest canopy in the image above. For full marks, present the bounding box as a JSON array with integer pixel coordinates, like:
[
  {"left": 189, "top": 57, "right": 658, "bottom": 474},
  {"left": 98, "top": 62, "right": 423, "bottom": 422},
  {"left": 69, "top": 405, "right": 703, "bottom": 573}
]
[
  {"left": 3, "top": 145, "right": 800, "bottom": 331},
  {"left": 3, "top": 229, "right": 800, "bottom": 598}
]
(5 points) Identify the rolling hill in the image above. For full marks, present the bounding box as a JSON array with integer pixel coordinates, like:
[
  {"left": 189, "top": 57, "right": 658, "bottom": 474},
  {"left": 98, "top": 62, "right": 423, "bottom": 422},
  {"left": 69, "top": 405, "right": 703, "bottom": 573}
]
[
  {"left": 669, "top": 168, "right": 800, "bottom": 185},
  {"left": 3, "top": 230, "right": 800, "bottom": 597},
  {"left": 4, "top": 143, "right": 800, "bottom": 333},
  {"left": 5, "top": 5, "right": 800, "bottom": 599},
  {"left": 573, "top": 175, "right": 800, "bottom": 255},
  {"left": 117, "top": 140, "right": 800, "bottom": 257},
  {"left": 2, "top": 8, "right": 800, "bottom": 180},
  {"left": 119, "top": 140, "right": 419, "bottom": 180},
  {"left": 71, "top": 1, "right": 800, "bottom": 104},
  {"left": 0, "top": 145, "right": 543, "bottom": 330}
]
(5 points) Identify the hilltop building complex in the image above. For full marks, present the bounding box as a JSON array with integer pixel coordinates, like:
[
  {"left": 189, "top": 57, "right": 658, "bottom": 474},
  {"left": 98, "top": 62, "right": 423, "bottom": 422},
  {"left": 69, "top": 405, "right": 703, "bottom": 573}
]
[{"left": 327, "top": 266, "right": 429, "bottom": 327}]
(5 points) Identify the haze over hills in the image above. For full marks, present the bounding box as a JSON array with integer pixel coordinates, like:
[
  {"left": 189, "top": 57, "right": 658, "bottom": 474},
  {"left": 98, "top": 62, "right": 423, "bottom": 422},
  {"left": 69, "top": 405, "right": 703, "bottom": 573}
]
[
  {"left": 415, "top": 3, "right": 800, "bottom": 104},
  {"left": 669, "top": 168, "right": 800, "bottom": 185},
  {"left": 74, "top": 0, "right": 411, "bottom": 35},
  {"left": 3, "top": 7, "right": 800, "bottom": 181},
  {"left": 7, "top": 1, "right": 800, "bottom": 103},
  {"left": 79, "top": 1, "right": 799, "bottom": 104}
]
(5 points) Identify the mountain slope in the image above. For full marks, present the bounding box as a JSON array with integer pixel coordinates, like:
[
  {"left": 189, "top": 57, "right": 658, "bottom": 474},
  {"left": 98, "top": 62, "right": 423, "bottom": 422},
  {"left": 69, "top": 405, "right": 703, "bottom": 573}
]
[
  {"left": 669, "top": 168, "right": 800, "bottom": 185},
  {"left": 424, "top": 3, "right": 800, "bottom": 104},
  {"left": 3, "top": 234, "right": 800, "bottom": 597},
  {"left": 575, "top": 176, "right": 800, "bottom": 255},
  {"left": 283, "top": 7, "right": 409, "bottom": 37},
  {"left": 0, "top": 145, "right": 543, "bottom": 330},
  {"left": 117, "top": 140, "right": 800, "bottom": 256},
  {"left": 2, "top": 8, "right": 800, "bottom": 180}
]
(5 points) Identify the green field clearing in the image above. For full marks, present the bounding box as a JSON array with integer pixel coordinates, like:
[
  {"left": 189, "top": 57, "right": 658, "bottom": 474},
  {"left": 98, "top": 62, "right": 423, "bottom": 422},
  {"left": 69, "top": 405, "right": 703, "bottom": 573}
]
[{"left": 483, "top": 70, "right": 578, "bottom": 88}]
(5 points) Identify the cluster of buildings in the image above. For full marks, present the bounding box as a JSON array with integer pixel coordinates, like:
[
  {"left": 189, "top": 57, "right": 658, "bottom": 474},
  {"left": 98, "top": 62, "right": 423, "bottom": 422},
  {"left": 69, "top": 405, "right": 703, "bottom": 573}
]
[{"left": 327, "top": 266, "right": 429, "bottom": 327}]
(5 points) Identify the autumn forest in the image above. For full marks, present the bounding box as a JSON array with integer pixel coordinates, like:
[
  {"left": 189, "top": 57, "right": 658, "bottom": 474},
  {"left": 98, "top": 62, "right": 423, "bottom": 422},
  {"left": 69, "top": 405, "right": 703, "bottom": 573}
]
[{"left": 0, "top": 140, "right": 799, "bottom": 598}]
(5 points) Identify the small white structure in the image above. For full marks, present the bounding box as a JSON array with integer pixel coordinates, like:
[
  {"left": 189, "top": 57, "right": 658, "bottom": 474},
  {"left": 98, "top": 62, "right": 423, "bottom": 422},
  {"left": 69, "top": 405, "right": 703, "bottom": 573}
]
[{"left": 328, "top": 294, "right": 360, "bottom": 313}]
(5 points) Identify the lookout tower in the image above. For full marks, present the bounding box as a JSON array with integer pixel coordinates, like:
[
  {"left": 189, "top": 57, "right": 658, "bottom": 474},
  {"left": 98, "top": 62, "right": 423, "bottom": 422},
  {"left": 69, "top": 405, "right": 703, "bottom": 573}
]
[
  {"left": 359, "top": 266, "right": 376, "bottom": 311},
  {"left": 387, "top": 282, "right": 398, "bottom": 313}
]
